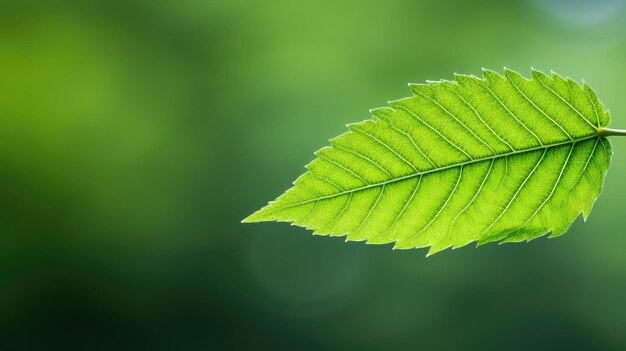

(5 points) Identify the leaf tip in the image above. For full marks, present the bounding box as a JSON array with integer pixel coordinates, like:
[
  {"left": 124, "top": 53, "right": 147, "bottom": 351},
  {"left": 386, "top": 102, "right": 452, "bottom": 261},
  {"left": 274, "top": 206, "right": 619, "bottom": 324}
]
[
  {"left": 242, "top": 205, "right": 276, "bottom": 223},
  {"left": 241, "top": 213, "right": 258, "bottom": 223}
]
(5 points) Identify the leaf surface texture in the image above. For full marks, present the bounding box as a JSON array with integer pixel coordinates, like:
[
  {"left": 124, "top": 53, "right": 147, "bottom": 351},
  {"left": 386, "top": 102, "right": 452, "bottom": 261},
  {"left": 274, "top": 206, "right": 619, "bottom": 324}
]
[{"left": 244, "top": 69, "right": 612, "bottom": 255}]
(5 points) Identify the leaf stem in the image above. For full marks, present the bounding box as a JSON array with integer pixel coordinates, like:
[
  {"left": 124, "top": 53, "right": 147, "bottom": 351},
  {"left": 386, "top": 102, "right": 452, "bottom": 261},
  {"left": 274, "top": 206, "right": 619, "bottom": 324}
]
[{"left": 598, "top": 128, "right": 626, "bottom": 137}]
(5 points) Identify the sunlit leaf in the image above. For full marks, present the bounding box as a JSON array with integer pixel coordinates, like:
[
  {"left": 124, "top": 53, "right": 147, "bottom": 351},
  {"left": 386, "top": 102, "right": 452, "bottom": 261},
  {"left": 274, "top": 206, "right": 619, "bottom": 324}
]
[{"left": 244, "top": 69, "right": 614, "bottom": 255}]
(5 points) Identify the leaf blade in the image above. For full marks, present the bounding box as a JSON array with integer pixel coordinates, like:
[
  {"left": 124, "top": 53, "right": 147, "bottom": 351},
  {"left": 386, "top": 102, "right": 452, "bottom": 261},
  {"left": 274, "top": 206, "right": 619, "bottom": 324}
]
[{"left": 244, "top": 69, "right": 613, "bottom": 254}]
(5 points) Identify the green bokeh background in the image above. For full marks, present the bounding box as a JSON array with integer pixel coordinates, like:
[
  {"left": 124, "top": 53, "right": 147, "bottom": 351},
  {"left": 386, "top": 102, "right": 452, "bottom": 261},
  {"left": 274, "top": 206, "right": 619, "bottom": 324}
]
[{"left": 2, "top": 0, "right": 626, "bottom": 349}]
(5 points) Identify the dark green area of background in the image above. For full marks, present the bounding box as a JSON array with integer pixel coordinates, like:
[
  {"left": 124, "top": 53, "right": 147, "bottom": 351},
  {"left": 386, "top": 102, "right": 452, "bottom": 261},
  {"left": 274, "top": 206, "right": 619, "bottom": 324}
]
[{"left": 2, "top": 0, "right": 626, "bottom": 349}]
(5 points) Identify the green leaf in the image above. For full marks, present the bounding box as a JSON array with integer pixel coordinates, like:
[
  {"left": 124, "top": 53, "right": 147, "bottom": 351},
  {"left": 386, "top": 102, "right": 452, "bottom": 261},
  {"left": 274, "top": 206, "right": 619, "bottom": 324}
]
[{"left": 243, "top": 68, "right": 614, "bottom": 255}]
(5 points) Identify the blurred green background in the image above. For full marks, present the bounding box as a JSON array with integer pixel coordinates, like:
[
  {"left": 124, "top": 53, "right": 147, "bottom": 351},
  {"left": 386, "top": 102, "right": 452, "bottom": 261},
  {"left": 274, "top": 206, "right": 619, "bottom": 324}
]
[{"left": 2, "top": 0, "right": 626, "bottom": 349}]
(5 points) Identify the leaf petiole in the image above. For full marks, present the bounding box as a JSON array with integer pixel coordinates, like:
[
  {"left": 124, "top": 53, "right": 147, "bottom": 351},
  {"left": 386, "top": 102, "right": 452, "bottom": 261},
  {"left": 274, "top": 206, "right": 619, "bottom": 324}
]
[{"left": 598, "top": 128, "right": 626, "bottom": 137}]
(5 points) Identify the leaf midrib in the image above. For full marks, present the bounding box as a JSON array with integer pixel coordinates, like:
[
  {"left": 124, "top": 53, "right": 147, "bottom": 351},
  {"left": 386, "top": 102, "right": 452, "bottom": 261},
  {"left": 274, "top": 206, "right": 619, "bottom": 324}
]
[{"left": 264, "top": 133, "right": 601, "bottom": 215}]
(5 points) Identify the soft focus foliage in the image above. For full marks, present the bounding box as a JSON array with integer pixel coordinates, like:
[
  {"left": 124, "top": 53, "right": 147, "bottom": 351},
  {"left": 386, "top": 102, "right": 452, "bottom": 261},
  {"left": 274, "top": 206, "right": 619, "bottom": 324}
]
[
  {"left": 3, "top": 0, "right": 626, "bottom": 349},
  {"left": 246, "top": 69, "right": 612, "bottom": 255}
]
